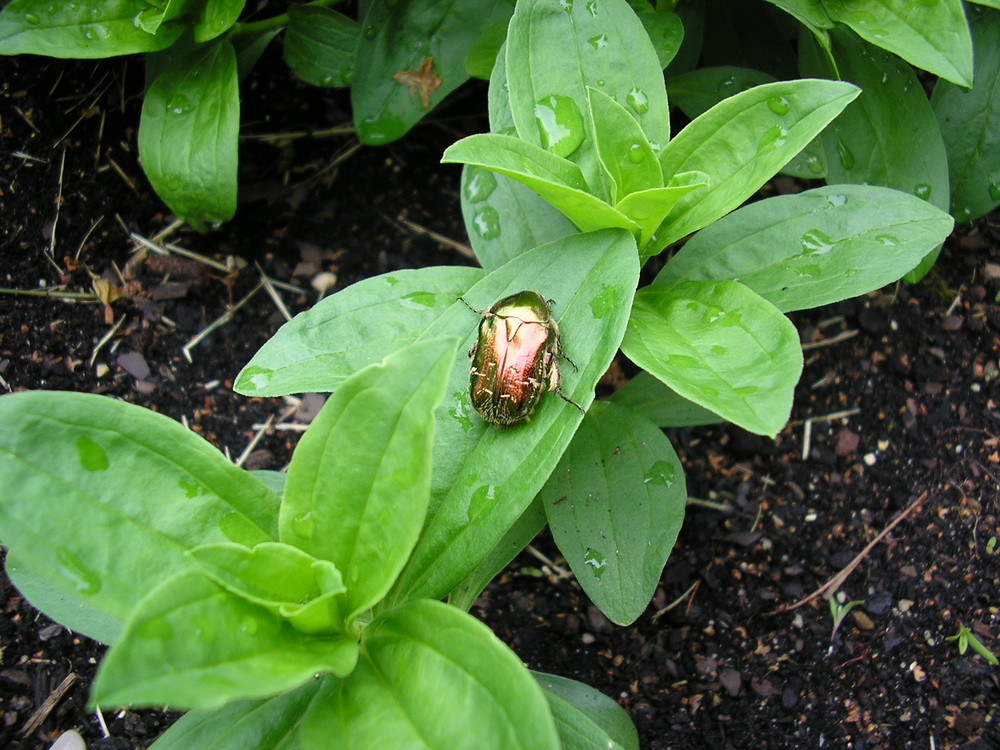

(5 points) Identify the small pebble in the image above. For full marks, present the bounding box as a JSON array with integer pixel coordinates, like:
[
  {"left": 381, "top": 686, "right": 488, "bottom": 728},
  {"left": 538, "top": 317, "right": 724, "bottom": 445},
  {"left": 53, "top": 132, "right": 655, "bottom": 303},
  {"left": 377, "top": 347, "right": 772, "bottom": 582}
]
[
  {"left": 49, "top": 730, "right": 86, "bottom": 750},
  {"left": 117, "top": 350, "right": 150, "bottom": 380}
]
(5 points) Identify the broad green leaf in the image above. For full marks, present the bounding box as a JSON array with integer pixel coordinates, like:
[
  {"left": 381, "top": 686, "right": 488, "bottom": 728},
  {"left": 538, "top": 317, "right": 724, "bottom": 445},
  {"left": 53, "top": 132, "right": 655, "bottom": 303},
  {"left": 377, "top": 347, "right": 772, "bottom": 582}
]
[
  {"left": 764, "top": 0, "right": 833, "bottom": 60},
  {"left": 302, "top": 600, "right": 560, "bottom": 750},
  {"left": 0, "top": 391, "right": 279, "bottom": 641},
  {"left": 656, "top": 185, "right": 954, "bottom": 312},
  {"left": 505, "top": 0, "right": 669, "bottom": 197},
  {"left": 932, "top": 6, "right": 1000, "bottom": 223},
  {"left": 622, "top": 282, "right": 802, "bottom": 437},
  {"left": 608, "top": 371, "right": 723, "bottom": 428},
  {"left": 5, "top": 551, "right": 122, "bottom": 645},
  {"left": 138, "top": 40, "right": 240, "bottom": 231},
  {"left": 464, "top": 17, "right": 508, "bottom": 79},
  {"left": 148, "top": 679, "right": 322, "bottom": 750},
  {"left": 800, "top": 28, "right": 949, "bottom": 281},
  {"left": 969, "top": 0, "right": 1000, "bottom": 7},
  {"left": 587, "top": 87, "right": 662, "bottom": 204},
  {"left": 389, "top": 229, "right": 641, "bottom": 604},
  {"left": 235, "top": 266, "right": 484, "bottom": 397},
  {"left": 615, "top": 172, "right": 710, "bottom": 249},
  {"left": 194, "top": 0, "right": 245, "bottom": 42},
  {"left": 93, "top": 570, "right": 358, "bottom": 710},
  {"left": 135, "top": 0, "right": 192, "bottom": 36},
  {"left": 283, "top": 5, "right": 359, "bottom": 88},
  {"left": 351, "top": 0, "right": 514, "bottom": 144},
  {"left": 627, "top": 1, "right": 684, "bottom": 69},
  {"left": 187, "top": 542, "right": 346, "bottom": 633},
  {"left": 0, "top": 0, "right": 183, "bottom": 57},
  {"left": 534, "top": 672, "right": 639, "bottom": 750},
  {"left": 248, "top": 469, "right": 285, "bottom": 496},
  {"left": 541, "top": 402, "right": 685, "bottom": 626},
  {"left": 442, "top": 133, "right": 641, "bottom": 235},
  {"left": 653, "top": 79, "right": 859, "bottom": 257},
  {"left": 448, "top": 496, "right": 547, "bottom": 611},
  {"left": 281, "top": 337, "right": 459, "bottom": 621},
  {"left": 821, "top": 0, "right": 973, "bottom": 87},
  {"left": 460, "top": 165, "right": 578, "bottom": 271},
  {"left": 664, "top": 0, "right": 705, "bottom": 77},
  {"left": 668, "top": 65, "right": 776, "bottom": 120}
]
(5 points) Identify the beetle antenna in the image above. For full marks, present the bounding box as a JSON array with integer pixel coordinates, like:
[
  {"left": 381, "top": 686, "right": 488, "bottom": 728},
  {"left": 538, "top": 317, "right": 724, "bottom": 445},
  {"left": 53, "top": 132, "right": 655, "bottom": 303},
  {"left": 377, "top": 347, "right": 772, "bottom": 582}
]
[
  {"left": 458, "top": 296, "right": 484, "bottom": 315},
  {"left": 556, "top": 388, "right": 585, "bottom": 413}
]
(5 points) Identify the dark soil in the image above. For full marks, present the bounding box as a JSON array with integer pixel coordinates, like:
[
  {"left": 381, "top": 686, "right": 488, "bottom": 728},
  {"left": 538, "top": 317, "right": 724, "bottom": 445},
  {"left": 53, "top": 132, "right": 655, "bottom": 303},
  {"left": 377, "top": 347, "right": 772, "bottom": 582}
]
[{"left": 2, "top": 51, "right": 998, "bottom": 750}]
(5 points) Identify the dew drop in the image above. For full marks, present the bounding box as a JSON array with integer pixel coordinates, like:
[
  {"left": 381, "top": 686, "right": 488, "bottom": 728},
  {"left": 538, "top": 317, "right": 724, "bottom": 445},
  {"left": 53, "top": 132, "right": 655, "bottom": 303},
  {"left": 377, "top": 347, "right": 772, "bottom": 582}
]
[
  {"left": 757, "top": 125, "right": 787, "bottom": 151},
  {"left": 468, "top": 485, "right": 499, "bottom": 523},
  {"left": 191, "top": 615, "right": 217, "bottom": 643},
  {"left": 472, "top": 205, "right": 501, "bottom": 239},
  {"left": 588, "top": 33, "right": 609, "bottom": 50},
  {"left": 24, "top": 12, "right": 41, "bottom": 24},
  {"left": 627, "top": 143, "right": 645, "bottom": 163},
  {"left": 804, "top": 153, "right": 823, "bottom": 174},
  {"left": 166, "top": 94, "right": 192, "bottom": 116},
  {"left": 56, "top": 549, "right": 102, "bottom": 595},
  {"left": 559, "top": 0, "right": 574, "bottom": 13},
  {"left": 291, "top": 511, "right": 314, "bottom": 540},
  {"left": 767, "top": 95, "right": 790, "bottom": 115},
  {"left": 626, "top": 87, "right": 649, "bottom": 115},
  {"left": 239, "top": 616, "right": 259, "bottom": 637},
  {"left": 533, "top": 94, "right": 585, "bottom": 158},
  {"left": 583, "top": 548, "right": 607, "bottom": 577},
  {"left": 988, "top": 179, "right": 1000, "bottom": 201},
  {"left": 801, "top": 228, "right": 835, "bottom": 255},
  {"left": 913, "top": 183, "right": 932, "bottom": 200},
  {"left": 464, "top": 167, "right": 497, "bottom": 203},
  {"left": 364, "top": 24, "right": 377, "bottom": 39},
  {"left": 586, "top": 0, "right": 598, "bottom": 15},
  {"left": 836, "top": 139, "right": 855, "bottom": 170},
  {"left": 75, "top": 436, "right": 108, "bottom": 472},
  {"left": 644, "top": 460, "right": 676, "bottom": 487},
  {"left": 826, "top": 193, "right": 848, "bottom": 207},
  {"left": 954, "top": 206, "right": 973, "bottom": 222}
]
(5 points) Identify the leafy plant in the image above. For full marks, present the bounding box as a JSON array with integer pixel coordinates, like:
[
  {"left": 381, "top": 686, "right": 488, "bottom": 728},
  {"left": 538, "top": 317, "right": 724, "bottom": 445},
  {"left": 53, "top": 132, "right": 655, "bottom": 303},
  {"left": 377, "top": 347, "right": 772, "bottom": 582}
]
[
  {"left": 0, "top": 0, "right": 514, "bottom": 229},
  {"left": 946, "top": 625, "right": 999, "bottom": 666},
  {"left": 828, "top": 595, "right": 864, "bottom": 641},
  {"left": 0, "top": 337, "right": 638, "bottom": 748}
]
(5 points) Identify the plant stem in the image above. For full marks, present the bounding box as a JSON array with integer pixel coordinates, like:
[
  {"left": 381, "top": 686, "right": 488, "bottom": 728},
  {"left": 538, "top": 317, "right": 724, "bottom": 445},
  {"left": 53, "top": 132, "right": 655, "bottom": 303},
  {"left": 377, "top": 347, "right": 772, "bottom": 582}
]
[{"left": 231, "top": 0, "right": 344, "bottom": 37}]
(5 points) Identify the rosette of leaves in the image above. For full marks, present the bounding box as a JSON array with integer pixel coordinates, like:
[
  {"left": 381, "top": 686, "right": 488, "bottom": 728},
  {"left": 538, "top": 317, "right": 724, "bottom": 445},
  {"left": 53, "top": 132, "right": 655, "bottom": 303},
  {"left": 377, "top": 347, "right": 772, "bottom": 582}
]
[
  {"left": 0, "top": 335, "right": 638, "bottom": 748},
  {"left": 0, "top": 0, "right": 516, "bottom": 229}
]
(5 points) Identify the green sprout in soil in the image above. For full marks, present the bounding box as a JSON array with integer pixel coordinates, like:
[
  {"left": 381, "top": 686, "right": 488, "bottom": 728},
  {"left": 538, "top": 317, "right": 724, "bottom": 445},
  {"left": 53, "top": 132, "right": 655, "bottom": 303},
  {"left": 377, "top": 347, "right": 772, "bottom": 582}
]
[
  {"left": 946, "top": 625, "right": 999, "bottom": 666},
  {"left": 828, "top": 595, "right": 865, "bottom": 641}
]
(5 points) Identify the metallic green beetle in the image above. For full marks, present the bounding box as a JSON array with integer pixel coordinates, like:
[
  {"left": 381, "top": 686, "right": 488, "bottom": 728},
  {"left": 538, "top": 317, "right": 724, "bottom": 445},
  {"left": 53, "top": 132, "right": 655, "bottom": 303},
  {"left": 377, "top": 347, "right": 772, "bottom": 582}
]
[{"left": 461, "top": 290, "right": 583, "bottom": 426}]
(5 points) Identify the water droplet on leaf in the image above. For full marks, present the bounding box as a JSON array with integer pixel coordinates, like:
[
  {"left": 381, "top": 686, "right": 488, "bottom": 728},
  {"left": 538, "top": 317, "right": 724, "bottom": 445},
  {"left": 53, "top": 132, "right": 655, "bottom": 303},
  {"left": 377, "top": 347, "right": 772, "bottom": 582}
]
[
  {"left": 75, "top": 435, "right": 108, "bottom": 472},
  {"left": 534, "top": 95, "right": 585, "bottom": 158},
  {"left": 767, "top": 95, "right": 790, "bottom": 115},
  {"left": 913, "top": 183, "right": 932, "bottom": 200},
  {"left": 800, "top": 228, "right": 835, "bottom": 255},
  {"left": 626, "top": 87, "right": 649, "bottom": 115},
  {"left": 472, "top": 205, "right": 501, "bottom": 239},
  {"left": 464, "top": 167, "right": 497, "bottom": 203},
  {"left": 627, "top": 143, "right": 645, "bottom": 163},
  {"left": 836, "top": 139, "right": 855, "bottom": 170},
  {"left": 588, "top": 33, "right": 608, "bottom": 49},
  {"left": 56, "top": 549, "right": 102, "bottom": 595}
]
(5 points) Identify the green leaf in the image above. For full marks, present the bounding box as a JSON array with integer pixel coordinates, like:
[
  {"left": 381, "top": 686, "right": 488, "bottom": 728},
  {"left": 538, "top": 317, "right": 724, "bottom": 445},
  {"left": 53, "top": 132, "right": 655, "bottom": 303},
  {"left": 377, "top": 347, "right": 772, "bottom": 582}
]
[
  {"left": 301, "top": 600, "right": 560, "bottom": 750},
  {"left": 668, "top": 65, "right": 776, "bottom": 120},
  {"left": 534, "top": 672, "right": 639, "bottom": 750},
  {"left": 764, "top": 0, "right": 834, "bottom": 60},
  {"left": 464, "top": 17, "right": 509, "bottom": 79},
  {"left": 540, "top": 402, "right": 685, "bottom": 626},
  {"left": 138, "top": 39, "right": 240, "bottom": 230},
  {"left": 800, "top": 28, "right": 950, "bottom": 280},
  {"left": 820, "top": 0, "right": 973, "bottom": 87},
  {"left": 587, "top": 86, "right": 662, "bottom": 204},
  {"left": 235, "top": 266, "right": 484, "bottom": 397},
  {"left": 389, "top": 228, "right": 641, "bottom": 604},
  {"left": 5, "top": 551, "right": 122, "bottom": 645},
  {"left": 460, "top": 165, "right": 578, "bottom": 271},
  {"left": 194, "top": 0, "right": 246, "bottom": 43},
  {"left": 351, "top": 0, "right": 514, "bottom": 144},
  {"left": 622, "top": 282, "right": 802, "bottom": 437},
  {"left": 653, "top": 79, "right": 859, "bottom": 256},
  {"left": 448, "top": 496, "right": 547, "bottom": 611},
  {"left": 232, "top": 28, "right": 281, "bottom": 82},
  {"left": 0, "top": 0, "right": 183, "bottom": 57},
  {"left": 505, "top": 0, "right": 669, "bottom": 196},
  {"left": 442, "top": 133, "right": 641, "bottom": 235},
  {"left": 280, "top": 337, "right": 459, "bottom": 621},
  {"left": 283, "top": 5, "right": 359, "bottom": 88},
  {"left": 614, "top": 172, "right": 710, "bottom": 249},
  {"left": 932, "top": 6, "right": 1000, "bottom": 223},
  {"left": 656, "top": 185, "right": 955, "bottom": 312},
  {"left": 134, "top": 0, "right": 193, "bottom": 36},
  {"left": 608, "top": 372, "right": 723, "bottom": 428},
  {"left": 148, "top": 680, "right": 322, "bottom": 750},
  {"left": 187, "top": 542, "right": 347, "bottom": 634},
  {"left": 93, "top": 570, "right": 358, "bottom": 710},
  {"left": 627, "top": 1, "right": 684, "bottom": 70},
  {"left": 0, "top": 391, "right": 279, "bottom": 642}
]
